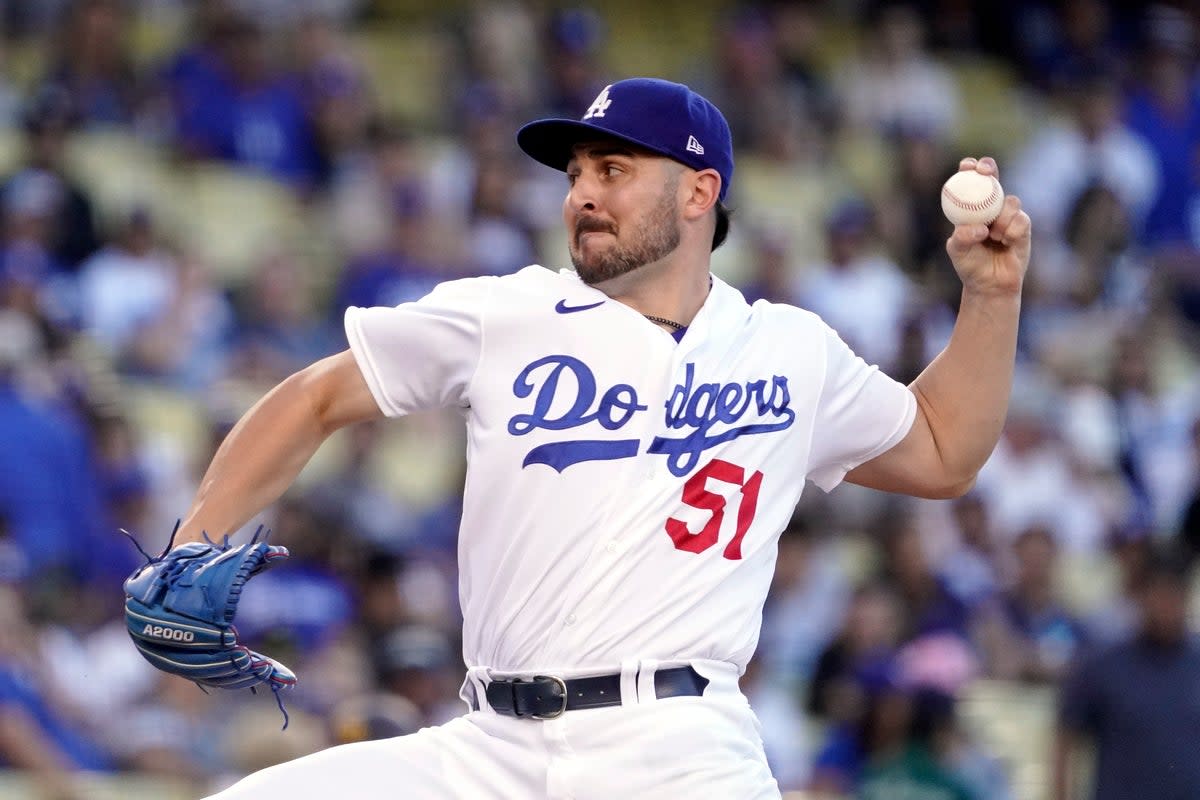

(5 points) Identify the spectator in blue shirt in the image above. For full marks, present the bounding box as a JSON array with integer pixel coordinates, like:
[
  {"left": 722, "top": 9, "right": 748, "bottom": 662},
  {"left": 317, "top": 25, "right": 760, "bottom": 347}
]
[
  {"left": 38, "top": 0, "right": 141, "bottom": 128},
  {"left": 0, "top": 311, "right": 111, "bottom": 581},
  {"left": 332, "top": 184, "right": 458, "bottom": 312},
  {"left": 1122, "top": 7, "right": 1200, "bottom": 250},
  {"left": 1054, "top": 545, "right": 1200, "bottom": 800},
  {"left": 165, "top": 14, "right": 321, "bottom": 188},
  {"left": 0, "top": 88, "right": 100, "bottom": 271},
  {"left": 978, "top": 525, "right": 1085, "bottom": 683}
]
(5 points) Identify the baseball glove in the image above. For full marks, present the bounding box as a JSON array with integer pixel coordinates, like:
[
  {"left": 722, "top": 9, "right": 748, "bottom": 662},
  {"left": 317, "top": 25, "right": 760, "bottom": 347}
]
[{"left": 123, "top": 528, "right": 297, "bottom": 709}]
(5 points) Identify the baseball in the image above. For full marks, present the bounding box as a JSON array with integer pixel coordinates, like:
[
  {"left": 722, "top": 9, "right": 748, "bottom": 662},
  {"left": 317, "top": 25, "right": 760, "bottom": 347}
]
[{"left": 941, "top": 170, "right": 1005, "bottom": 226}]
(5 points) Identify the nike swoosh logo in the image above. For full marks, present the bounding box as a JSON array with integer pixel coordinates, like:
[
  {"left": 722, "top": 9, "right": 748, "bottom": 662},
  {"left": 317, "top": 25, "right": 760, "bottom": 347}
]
[{"left": 555, "top": 299, "right": 605, "bottom": 314}]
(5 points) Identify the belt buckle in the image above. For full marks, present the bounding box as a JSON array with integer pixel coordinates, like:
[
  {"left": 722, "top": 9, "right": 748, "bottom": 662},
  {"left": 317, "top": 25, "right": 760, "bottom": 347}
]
[{"left": 532, "top": 675, "right": 568, "bottom": 719}]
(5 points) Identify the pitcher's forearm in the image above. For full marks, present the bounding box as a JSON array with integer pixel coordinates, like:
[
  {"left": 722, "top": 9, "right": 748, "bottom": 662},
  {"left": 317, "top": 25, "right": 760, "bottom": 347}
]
[
  {"left": 175, "top": 371, "right": 331, "bottom": 544},
  {"left": 172, "top": 351, "right": 384, "bottom": 545},
  {"left": 910, "top": 287, "right": 1021, "bottom": 483}
]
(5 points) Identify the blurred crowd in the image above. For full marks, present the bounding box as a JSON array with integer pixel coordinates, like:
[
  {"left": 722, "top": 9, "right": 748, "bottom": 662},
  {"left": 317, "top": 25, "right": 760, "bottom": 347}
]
[{"left": 0, "top": 0, "right": 1199, "bottom": 798}]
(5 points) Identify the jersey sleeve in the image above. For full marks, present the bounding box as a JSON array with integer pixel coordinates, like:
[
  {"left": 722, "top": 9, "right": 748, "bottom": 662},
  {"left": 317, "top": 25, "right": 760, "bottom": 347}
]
[
  {"left": 343, "top": 277, "right": 488, "bottom": 417},
  {"left": 806, "top": 322, "right": 916, "bottom": 492}
]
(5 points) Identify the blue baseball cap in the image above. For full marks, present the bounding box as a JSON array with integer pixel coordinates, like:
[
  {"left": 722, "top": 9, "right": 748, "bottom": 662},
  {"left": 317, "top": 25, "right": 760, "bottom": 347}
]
[{"left": 517, "top": 77, "right": 734, "bottom": 201}]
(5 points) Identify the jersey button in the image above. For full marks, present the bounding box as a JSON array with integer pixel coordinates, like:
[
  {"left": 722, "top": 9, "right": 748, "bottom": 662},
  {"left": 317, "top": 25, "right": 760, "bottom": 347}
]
[
  {"left": 605, "top": 541, "right": 618, "bottom": 553},
  {"left": 564, "top": 614, "right": 577, "bottom": 626}
]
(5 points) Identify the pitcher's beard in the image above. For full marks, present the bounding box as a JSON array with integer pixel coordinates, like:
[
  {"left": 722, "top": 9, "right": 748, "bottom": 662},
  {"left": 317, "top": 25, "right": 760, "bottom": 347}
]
[{"left": 571, "top": 189, "right": 681, "bottom": 286}]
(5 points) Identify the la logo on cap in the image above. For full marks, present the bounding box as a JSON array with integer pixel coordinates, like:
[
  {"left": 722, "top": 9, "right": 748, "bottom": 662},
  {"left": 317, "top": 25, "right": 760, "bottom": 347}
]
[
  {"left": 583, "top": 85, "right": 613, "bottom": 120},
  {"left": 686, "top": 135, "right": 704, "bottom": 155}
]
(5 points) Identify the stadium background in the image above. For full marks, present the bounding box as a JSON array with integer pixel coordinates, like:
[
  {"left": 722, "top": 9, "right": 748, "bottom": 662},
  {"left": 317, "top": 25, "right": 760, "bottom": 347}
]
[{"left": 0, "top": 0, "right": 1197, "bottom": 797}]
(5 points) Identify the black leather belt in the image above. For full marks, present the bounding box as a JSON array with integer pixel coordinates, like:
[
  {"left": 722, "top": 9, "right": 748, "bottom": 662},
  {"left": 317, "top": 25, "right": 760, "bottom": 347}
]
[{"left": 483, "top": 666, "right": 709, "bottom": 719}]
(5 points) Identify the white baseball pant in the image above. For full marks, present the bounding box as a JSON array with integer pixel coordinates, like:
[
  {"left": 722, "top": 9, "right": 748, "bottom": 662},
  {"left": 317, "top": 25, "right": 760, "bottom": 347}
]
[{"left": 205, "top": 660, "right": 780, "bottom": 799}]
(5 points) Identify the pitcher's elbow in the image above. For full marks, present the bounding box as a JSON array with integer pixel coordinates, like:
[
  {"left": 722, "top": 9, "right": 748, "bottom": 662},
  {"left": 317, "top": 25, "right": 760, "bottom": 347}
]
[
  {"left": 918, "top": 472, "right": 977, "bottom": 500},
  {"left": 942, "top": 473, "right": 978, "bottom": 499}
]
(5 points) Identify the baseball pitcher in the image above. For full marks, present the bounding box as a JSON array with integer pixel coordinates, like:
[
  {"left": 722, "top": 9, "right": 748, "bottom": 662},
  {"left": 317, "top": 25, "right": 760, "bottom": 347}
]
[{"left": 124, "top": 77, "right": 1031, "bottom": 799}]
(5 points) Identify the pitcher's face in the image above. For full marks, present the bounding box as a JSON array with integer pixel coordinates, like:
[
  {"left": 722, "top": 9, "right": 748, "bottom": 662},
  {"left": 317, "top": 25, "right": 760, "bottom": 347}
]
[{"left": 563, "top": 142, "right": 682, "bottom": 285}]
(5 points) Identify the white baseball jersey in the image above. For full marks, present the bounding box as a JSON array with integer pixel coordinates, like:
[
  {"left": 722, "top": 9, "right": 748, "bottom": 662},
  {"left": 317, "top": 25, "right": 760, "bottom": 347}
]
[{"left": 345, "top": 265, "right": 915, "bottom": 678}]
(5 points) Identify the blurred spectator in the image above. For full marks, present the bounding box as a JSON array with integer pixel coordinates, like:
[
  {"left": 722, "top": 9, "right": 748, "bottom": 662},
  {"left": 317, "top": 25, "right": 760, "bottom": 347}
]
[
  {"left": 0, "top": 87, "right": 100, "bottom": 270},
  {"left": 875, "top": 126, "right": 957, "bottom": 282},
  {"left": 1053, "top": 546, "right": 1200, "bottom": 800},
  {"left": 0, "top": 310, "right": 111, "bottom": 580},
  {"left": 758, "top": 515, "right": 849, "bottom": 687},
  {"left": 0, "top": 585, "right": 111, "bottom": 794},
  {"left": 353, "top": 550, "right": 409, "bottom": 637},
  {"left": 372, "top": 623, "right": 462, "bottom": 727},
  {"left": 1123, "top": 6, "right": 1200, "bottom": 252},
  {"left": 726, "top": 87, "right": 847, "bottom": 289},
  {"left": 741, "top": 654, "right": 812, "bottom": 792},
  {"left": 36, "top": 567, "right": 154, "bottom": 749},
  {"left": 0, "top": 43, "right": 24, "bottom": 130},
  {"left": 330, "top": 118, "right": 425, "bottom": 257},
  {"left": 429, "top": 83, "right": 553, "bottom": 271},
  {"left": 767, "top": 0, "right": 836, "bottom": 131},
  {"left": 290, "top": 12, "right": 373, "bottom": 186},
  {"left": 39, "top": 0, "right": 141, "bottom": 128},
  {"left": 229, "top": 249, "right": 339, "bottom": 383},
  {"left": 796, "top": 199, "right": 917, "bottom": 372},
  {"left": 889, "top": 312, "right": 946, "bottom": 387},
  {"left": 808, "top": 582, "right": 905, "bottom": 727},
  {"left": 879, "top": 510, "right": 970, "bottom": 642},
  {"left": 535, "top": 7, "right": 608, "bottom": 121},
  {"left": 302, "top": 419, "right": 422, "bottom": 551},
  {"left": 937, "top": 493, "right": 1002, "bottom": 611},
  {"left": 812, "top": 661, "right": 981, "bottom": 800},
  {"left": 154, "top": 0, "right": 235, "bottom": 112},
  {"left": 0, "top": 169, "right": 73, "bottom": 326},
  {"left": 1018, "top": 0, "right": 1128, "bottom": 95},
  {"left": 1174, "top": 417, "right": 1200, "bottom": 563},
  {"left": 332, "top": 184, "right": 458, "bottom": 311},
  {"left": 809, "top": 657, "right": 898, "bottom": 796},
  {"left": 739, "top": 225, "right": 793, "bottom": 305},
  {"left": 234, "top": 497, "right": 355, "bottom": 666},
  {"left": 1023, "top": 183, "right": 1149, "bottom": 373},
  {"left": 854, "top": 686, "right": 978, "bottom": 800},
  {"left": 96, "top": 248, "right": 234, "bottom": 389},
  {"left": 833, "top": 2, "right": 961, "bottom": 143},
  {"left": 327, "top": 690, "right": 423, "bottom": 746},
  {"left": 463, "top": 157, "right": 538, "bottom": 276},
  {"left": 926, "top": 690, "right": 1015, "bottom": 800},
  {"left": 1085, "top": 525, "right": 1152, "bottom": 645},
  {"left": 1008, "top": 69, "right": 1158, "bottom": 243},
  {"left": 90, "top": 412, "right": 154, "bottom": 542},
  {"left": 452, "top": 3, "right": 540, "bottom": 129},
  {"left": 701, "top": 6, "right": 796, "bottom": 153},
  {"left": 77, "top": 207, "right": 177, "bottom": 355},
  {"left": 977, "top": 525, "right": 1085, "bottom": 683},
  {"left": 120, "top": 672, "right": 231, "bottom": 785},
  {"left": 975, "top": 374, "right": 1113, "bottom": 552},
  {"left": 164, "top": 13, "right": 322, "bottom": 187},
  {"left": 1107, "top": 328, "right": 1199, "bottom": 534}
]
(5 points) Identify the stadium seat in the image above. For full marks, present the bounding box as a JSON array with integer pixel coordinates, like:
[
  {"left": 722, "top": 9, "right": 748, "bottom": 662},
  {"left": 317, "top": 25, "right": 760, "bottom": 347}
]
[
  {"left": 168, "top": 163, "right": 315, "bottom": 285},
  {"left": 65, "top": 129, "right": 177, "bottom": 233},
  {"left": 350, "top": 27, "right": 453, "bottom": 129},
  {"left": 958, "top": 679, "right": 1057, "bottom": 800},
  {"left": 948, "top": 56, "right": 1036, "bottom": 159}
]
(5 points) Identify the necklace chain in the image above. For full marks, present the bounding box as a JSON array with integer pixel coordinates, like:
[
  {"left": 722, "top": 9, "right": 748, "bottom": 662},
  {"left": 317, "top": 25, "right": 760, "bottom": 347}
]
[{"left": 643, "top": 314, "right": 685, "bottom": 331}]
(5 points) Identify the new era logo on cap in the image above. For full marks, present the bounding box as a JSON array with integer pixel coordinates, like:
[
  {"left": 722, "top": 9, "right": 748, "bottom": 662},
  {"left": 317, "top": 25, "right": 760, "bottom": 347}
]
[{"left": 516, "top": 78, "right": 735, "bottom": 202}]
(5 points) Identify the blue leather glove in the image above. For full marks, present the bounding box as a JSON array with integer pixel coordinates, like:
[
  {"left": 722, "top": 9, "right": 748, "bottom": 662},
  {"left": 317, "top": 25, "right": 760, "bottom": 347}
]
[{"left": 124, "top": 535, "right": 296, "bottom": 694}]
